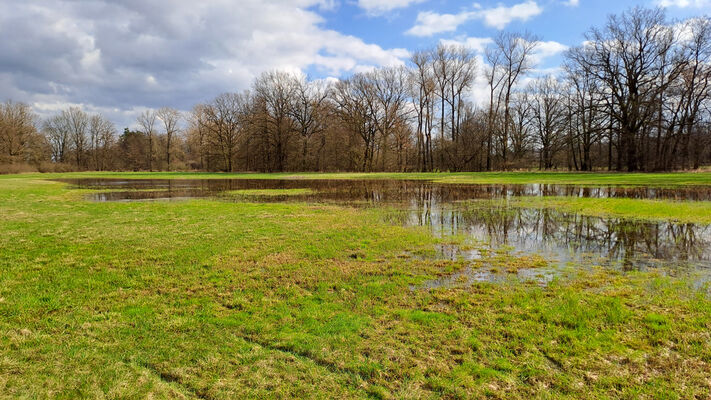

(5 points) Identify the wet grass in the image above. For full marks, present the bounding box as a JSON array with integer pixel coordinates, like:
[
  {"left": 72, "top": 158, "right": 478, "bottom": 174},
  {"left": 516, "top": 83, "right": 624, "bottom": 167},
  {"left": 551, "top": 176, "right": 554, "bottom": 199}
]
[
  {"left": 3, "top": 170, "right": 711, "bottom": 187},
  {"left": 224, "top": 188, "right": 315, "bottom": 197},
  {"left": 1, "top": 175, "right": 711, "bottom": 398}
]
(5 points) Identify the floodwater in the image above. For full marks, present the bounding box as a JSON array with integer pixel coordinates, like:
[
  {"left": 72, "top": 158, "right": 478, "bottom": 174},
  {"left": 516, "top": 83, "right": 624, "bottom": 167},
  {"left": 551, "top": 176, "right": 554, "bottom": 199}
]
[
  {"left": 58, "top": 178, "right": 711, "bottom": 202},
  {"left": 57, "top": 178, "right": 711, "bottom": 279}
]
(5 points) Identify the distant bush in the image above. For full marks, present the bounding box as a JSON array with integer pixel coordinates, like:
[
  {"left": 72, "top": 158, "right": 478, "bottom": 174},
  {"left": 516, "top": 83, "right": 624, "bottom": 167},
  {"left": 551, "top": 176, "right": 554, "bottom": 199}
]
[
  {"left": 37, "top": 162, "right": 74, "bottom": 173},
  {"left": 0, "top": 163, "right": 37, "bottom": 174}
]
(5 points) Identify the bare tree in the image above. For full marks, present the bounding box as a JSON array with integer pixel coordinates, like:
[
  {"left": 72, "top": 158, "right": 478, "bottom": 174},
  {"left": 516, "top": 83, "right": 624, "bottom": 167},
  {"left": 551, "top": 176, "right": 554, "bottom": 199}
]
[
  {"left": 484, "top": 45, "right": 507, "bottom": 170},
  {"left": 157, "top": 107, "right": 181, "bottom": 170},
  {"left": 565, "top": 55, "right": 607, "bottom": 171},
  {"left": 64, "top": 107, "right": 89, "bottom": 169},
  {"left": 137, "top": 110, "right": 157, "bottom": 171},
  {"left": 254, "top": 71, "right": 298, "bottom": 172},
  {"left": 509, "top": 91, "right": 533, "bottom": 167},
  {"left": 89, "top": 114, "right": 115, "bottom": 170},
  {"left": 528, "top": 76, "right": 567, "bottom": 169},
  {"left": 201, "top": 92, "right": 250, "bottom": 172},
  {"left": 490, "top": 32, "right": 539, "bottom": 169},
  {"left": 363, "top": 66, "right": 411, "bottom": 170},
  {"left": 568, "top": 7, "right": 686, "bottom": 171},
  {"left": 187, "top": 104, "right": 209, "bottom": 170},
  {"left": 410, "top": 50, "right": 436, "bottom": 171},
  {"left": 0, "top": 101, "right": 39, "bottom": 164},
  {"left": 330, "top": 75, "right": 378, "bottom": 171},
  {"left": 665, "top": 17, "right": 711, "bottom": 169},
  {"left": 288, "top": 76, "right": 329, "bottom": 170},
  {"left": 43, "top": 114, "right": 70, "bottom": 163}
]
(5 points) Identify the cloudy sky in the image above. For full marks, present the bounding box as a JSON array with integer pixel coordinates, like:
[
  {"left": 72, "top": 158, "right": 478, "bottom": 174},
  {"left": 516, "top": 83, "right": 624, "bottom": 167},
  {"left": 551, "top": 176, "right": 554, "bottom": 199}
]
[{"left": 1, "top": 0, "right": 708, "bottom": 128}]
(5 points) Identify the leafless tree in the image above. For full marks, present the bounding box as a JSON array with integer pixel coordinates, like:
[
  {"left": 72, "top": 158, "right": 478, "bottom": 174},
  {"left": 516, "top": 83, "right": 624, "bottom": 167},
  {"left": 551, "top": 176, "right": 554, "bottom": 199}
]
[
  {"left": 490, "top": 31, "right": 539, "bottom": 169},
  {"left": 288, "top": 76, "right": 330, "bottom": 170},
  {"left": 64, "top": 107, "right": 89, "bottom": 169},
  {"left": 254, "top": 71, "right": 298, "bottom": 172},
  {"left": 137, "top": 110, "right": 158, "bottom": 171},
  {"left": 43, "top": 114, "right": 70, "bottom": 163},
  {"left": 201, "top": 92, "right": 250, "bottom": 172},
  {"left": 410, "top": 50, "right": 436, "bottom": 171},
  {"left": 568, "top": 7, "right": 686, "bottom": 171},
  {"left": 528, "top": 76, "right": 567, "bottom": 169},
  {"left": 0, "top": 101, "right": 39, "bottom": 164},
  {"left": 330, "top": 75, "right": 378, "bottom": 171},
  {"left": 157, "top": 107, "right": 181, "bottom": 170},
  {"left": 89, "top": 114, "right": 115, "bottom": 170}
]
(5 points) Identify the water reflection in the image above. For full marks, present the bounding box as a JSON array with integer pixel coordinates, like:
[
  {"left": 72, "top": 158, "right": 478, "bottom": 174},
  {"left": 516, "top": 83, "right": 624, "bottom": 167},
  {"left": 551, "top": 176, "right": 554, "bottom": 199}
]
[
  {"left": 56, "top": 178, "right": 711, "bottom": 272},
  {"left": 420, "top": 266, "right": 559, "bottom": 289},
  {"left": 395, "top": 205, "right": 711, "bottom": 271},
  {"left": 57, "top": 178, "right": 711, "bottom": 202}
]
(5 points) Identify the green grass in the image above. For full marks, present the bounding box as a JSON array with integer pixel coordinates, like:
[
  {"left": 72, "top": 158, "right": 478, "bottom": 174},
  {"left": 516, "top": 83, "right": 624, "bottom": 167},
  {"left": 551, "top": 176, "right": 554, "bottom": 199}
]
[
  {"left": 1, "top": 175, "right": 711, "bottom": 398},
  {"left": 223, "top": 188, "right": 315, "bottom": 197},
  {"left": 3, "top": 170, "right": 711, "bottom": 187}
]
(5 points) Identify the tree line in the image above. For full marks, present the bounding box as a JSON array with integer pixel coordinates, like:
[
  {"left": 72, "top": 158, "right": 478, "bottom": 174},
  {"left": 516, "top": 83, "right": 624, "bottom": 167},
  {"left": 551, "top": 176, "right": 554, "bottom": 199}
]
[{"left": 1, "top": 7, "right": 709, "bottom": 173}]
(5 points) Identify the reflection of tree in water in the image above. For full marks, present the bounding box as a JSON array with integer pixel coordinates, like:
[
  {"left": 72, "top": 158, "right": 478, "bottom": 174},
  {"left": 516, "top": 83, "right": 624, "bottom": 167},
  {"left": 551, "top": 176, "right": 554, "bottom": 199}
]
[
  {"left": 63, "top": 177, "right": 711, "bottom": 201},
  {"left": 407, "top": 203, "right": 711, "bottom": 270}
]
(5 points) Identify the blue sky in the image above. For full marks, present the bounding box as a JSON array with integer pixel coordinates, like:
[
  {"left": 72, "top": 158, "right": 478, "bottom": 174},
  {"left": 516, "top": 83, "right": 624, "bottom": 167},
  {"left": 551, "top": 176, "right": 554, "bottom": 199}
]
[
  {"left": 0, "top": 0, "right": 708, "bottom": 128},
  {"left": 309, "top": 0, "right": 709, "bottom": 77}
]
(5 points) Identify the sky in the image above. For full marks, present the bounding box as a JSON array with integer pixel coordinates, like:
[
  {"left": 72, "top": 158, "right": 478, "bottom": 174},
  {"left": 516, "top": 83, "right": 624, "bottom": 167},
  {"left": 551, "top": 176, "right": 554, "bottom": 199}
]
[{"left": 0, "top": 0, "right": 709, "bottom": 129}]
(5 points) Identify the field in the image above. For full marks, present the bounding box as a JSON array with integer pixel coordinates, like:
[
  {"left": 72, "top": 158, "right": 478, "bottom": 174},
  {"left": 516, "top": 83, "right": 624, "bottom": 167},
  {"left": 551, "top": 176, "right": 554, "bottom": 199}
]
[
  {"left": 8, "top": 170, "right": 711, "bottom": 186},
  {"left": 2, "top": 172, "right": 711, "bottom": 399}
]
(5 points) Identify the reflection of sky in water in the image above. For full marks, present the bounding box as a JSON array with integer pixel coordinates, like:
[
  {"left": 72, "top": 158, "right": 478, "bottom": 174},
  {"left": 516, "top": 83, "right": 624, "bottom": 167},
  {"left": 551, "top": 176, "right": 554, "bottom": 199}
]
[
  {"left": 418, "top": 266, "right": 559, "bottom": 290},
  {"left": 57, "top": 178, "right": 711, "bottom": 274}
]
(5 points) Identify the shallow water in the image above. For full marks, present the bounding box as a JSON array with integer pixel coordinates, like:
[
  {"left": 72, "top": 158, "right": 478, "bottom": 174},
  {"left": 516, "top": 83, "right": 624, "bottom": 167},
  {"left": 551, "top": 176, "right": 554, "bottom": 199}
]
[
  {"left": 57, "top": 178, "right": 711, "bottom": 275},
  {"left": 58, "top": 178, "right": 711, "bottom": 202}
]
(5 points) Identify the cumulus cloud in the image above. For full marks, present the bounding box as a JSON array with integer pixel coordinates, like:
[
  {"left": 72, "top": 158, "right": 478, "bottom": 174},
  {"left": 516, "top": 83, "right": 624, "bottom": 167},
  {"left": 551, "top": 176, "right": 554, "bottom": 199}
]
[
  {"left": 439, "top": 37, "right": 495, "bottom": 53},
  {"left": 0, "top": 0, "right": 409, "bottom": 126},
  {"left": 530, "top": 40, "right": 569, "bottom": 65},
  {"left": 478, "top": 1, "right": 544, "bottom": 29},
  {"left": 406, "top": 1, "right": 543, "bottom": 36},
  {"left": 406, "top": 11, "right": 473, "bottom": 36},
  {"left": 357, "top": 0, "right": 427, "bottom": 15},
  {"left": 657, "top": 0, "right": 710, "bottom": 7}
]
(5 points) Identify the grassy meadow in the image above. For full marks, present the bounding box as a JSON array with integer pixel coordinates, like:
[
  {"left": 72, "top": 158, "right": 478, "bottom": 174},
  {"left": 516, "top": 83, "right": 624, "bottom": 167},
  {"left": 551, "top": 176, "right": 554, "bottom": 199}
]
[
  {"left": 1, "top": 172, "right": 711, "bottom": 399},
  {"left": 6, "top": 170, "right": 711, "bottom": 186}
]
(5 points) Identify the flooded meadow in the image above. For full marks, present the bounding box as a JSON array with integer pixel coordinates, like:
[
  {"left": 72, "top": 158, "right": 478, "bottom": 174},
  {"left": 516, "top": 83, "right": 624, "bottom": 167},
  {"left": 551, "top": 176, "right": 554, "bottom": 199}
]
[
  {"left": 5, "top": 173, "right": 711, "bottom": 398},
  {"left": 59, "top": 178, "right": 711, "bottom": 277}
]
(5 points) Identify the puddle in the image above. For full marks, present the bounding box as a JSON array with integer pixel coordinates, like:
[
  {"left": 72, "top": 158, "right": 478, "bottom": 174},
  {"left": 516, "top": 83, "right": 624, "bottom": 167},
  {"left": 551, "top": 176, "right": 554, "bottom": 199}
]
[
  {"left": 419, "top": 265, "right": 559, "bottom": 289},
  {"left": 56, "top": 178, "right": 711, "bottom": 279}
]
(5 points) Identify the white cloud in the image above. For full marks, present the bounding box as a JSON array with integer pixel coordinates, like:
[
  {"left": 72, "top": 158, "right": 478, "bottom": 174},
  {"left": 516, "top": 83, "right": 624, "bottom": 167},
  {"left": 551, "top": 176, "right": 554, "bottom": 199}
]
[
  {"left": 0, "top": 0, "right": 409, "bottom": 127},
  {"left": 357, "top": 0, "right": 427, "bottom": 15},
  {"left": 478, "top": 1, "right": 544, "bottom": 30},
  {"left": 657, "top": 0, "right": 710, "bottom": 7},
  {"left": 439, "top": 37, "right": 494, "bottom": 53},
  {"left": 406, "top": 1, "right": 543, "bottom": 36},
  {"left": 563, "top": 0, "right": 580, "bottom": 6},
  {"left": 406, "top": 11, "right": 474, "bottom": 36},
  {"left": 531, "top": 40, "right": 569, "bottom": 65}
]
